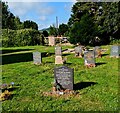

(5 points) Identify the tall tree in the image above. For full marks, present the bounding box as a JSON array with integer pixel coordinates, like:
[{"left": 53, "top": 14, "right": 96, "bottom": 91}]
[
  {"left": 23, "top": 20, "right": 38, "bottom": 30},
  {"left": 69, "top": 14, "right": 97, "bottom": 45},
  {"left": 49, "top": 25, "right": 57, "bottom": 36},
  {"left": 58, "top": 23, "right": 68, "bottom": 36}
]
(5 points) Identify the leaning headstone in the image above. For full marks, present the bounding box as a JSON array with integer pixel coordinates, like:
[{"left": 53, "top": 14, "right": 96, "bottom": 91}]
[
  {"left": 84, "top": 50, "right": 95, "bottom": 67},
  {"left": 94, "top": 46, "right": 102, "bottom": 58},
  {"left": 33, "top": 52, "right": 42, "bottom": 64},
  {"left": 110, "top": 45, "right": 120, "bottom": 58},
  {"left": 74, "top": 46, "right": 82, "bottom": 57},
  {"left": 55, "top": 46, "right": 63, "bottom": 64},
  {"left": 48, "top": 36, "right": 55, "bottom": 46},
  {"left": 54, "top": 66, "right": 74, "bottom": 90}
]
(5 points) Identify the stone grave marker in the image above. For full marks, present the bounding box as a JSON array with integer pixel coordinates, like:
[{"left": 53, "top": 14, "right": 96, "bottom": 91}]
[
  {"left": 55, "top": 46, "right": 63, "bottom": 64},
  {"left": 48, "top": 36, "right": 55, "bottom": 46},
  {"left": 84, "top": 50, "right": 95, "bottom": 67},
  {"left": 110, "top": 45, "right": 120, "bottom": 58},
  {"left": 75, "top": 46, "right": 82, "bottom": 57},
  {"left": 94, "top": 46, "right": 102, "bottom": 58},
  {"left": 54, "top": 66, "right": 74, "bottom": 90},
  {"left": 55, "top": 46, "right": 62, "bottom": 56},
  {"left": 33, "top": 52, "right": 41, "bottom": 64}
]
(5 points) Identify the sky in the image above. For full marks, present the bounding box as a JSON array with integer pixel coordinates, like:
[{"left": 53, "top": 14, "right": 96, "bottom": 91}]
[{"left": 3, "top": 0, "right": 76, "bottom": 30}]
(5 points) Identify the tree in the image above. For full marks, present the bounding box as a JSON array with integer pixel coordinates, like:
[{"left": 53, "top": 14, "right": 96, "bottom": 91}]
[
  {"left": 49, "top": 25, "right": 57, "bottom": 36},
  {"left": 69, "top": 14, "right": 97, "bottom": 45},
  {"left": 68, "top": 2, "right": 120, "bottom": 45},
  {"left": 14, "top": 16, "right": 23, "bottom": 30},
  {"left": 43, "top": 30, "right": 49, "bottom": 37},
  {"left": 58, "top": 23, "right": 68, "bottom": 36},
  {"left": 23, "top": 20, "right": 38, "bottom": 30}
]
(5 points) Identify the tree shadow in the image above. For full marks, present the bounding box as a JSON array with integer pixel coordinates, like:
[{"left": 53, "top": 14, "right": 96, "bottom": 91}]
[
  {"left": 74, "top": 82, "right": 97, "bottom": 90},
  {"left": 96, "top": 62, "right": 106, "bottom": 66},
  {"left": 1, "top": 49, "right": 34, "bottom": 54}
]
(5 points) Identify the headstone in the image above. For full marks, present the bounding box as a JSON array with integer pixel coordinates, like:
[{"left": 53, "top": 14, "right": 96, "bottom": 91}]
[
  {"left": 55, "top": 46, "right": 63, "bottom": 64},
  {"left": 33, "top": 52, "right": 41, "bottom": 64},
  {"left": 55, "top": 56, "right": 63, "bottom": 64},
  {"left": 55, "top": 46, "right": 62, "bottom": 56},
  {"left": 94, "top": 46, "right": 102, "bottom": 58},
  {"left": 84, "top": 50, "right": 95, "bottom": 67},
  {"left": 75, "top": 46, "right": 82, "bottom": 57},
  {"left": 48, "top": 36, "right": 55, "bottom": 46},
  {"left": 110, "top": 45, "right": 120, "bottom": 58},
  {"left": 54, "top": 66, "right": 74, "bottom": 90}
]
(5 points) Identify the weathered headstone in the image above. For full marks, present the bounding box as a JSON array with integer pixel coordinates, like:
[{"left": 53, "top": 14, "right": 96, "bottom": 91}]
[
  {"left": 84, "top": 50, "right": 95, "bottom": 67},
  {"left": 33, "top": 52, "right": 41, "bottom": 64},
  {"left": 54, "top": 66, "right": 74, "bottom": 90},
  {"left": 75, "top": 46, "right": 82, "bottom": 57},
  {"left": 55, "top": 46, "right": 63, "bottom": 64},
  {"left": 55, "top": 46, "right": 62, "bottom": 56},
  {"left": 48, "top": 36, "right": 55, "bottom": 46},
  {"left": 94, "top": 46, "right": 102, "bottom": 58},
  {"left": 110, "top": 45, "right": 120, "bottom": 58}
]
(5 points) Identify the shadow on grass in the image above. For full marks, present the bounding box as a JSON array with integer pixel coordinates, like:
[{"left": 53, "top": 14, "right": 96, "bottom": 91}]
[
  {"left": 41, "top": 52, "right": 54, "bottom": 57},
  {"left": 96, "top": 62, "right": 106, "bottom": 66},
  {"left": 1, "top": 52, "right": 55, "bottom": 65},
  {"left": 62, "top": 53, "right": 71, "bottom": 56},
  {"left": 1, "top": 48, "right": 34, "bottom": 54},
  {"left": 102, "top": 54, "right": 109, "bottom": 57},
  {"left": 74, "top": 82, "right": 97, "bottom": 90},
  {"left": 1, "top": 52, "right": 33, "bottom": 65}
]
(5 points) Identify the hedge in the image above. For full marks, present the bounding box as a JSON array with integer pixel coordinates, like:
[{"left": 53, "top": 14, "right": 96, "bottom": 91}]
[{"left": 1, "top": 29, "right": 44, "bottom": 47}]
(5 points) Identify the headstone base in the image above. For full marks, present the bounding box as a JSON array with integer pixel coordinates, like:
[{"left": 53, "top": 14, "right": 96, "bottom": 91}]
[
  {"left": 85, "top": 63, "right": 96, "bottom": 68},
  {"left": 55, "top": 56, "right": 63, "bottom": 64}
]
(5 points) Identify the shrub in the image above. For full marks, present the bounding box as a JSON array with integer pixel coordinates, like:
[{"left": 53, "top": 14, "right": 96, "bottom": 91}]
[{"left": 2, "top": 29, "right": 44, "bottom": 47}]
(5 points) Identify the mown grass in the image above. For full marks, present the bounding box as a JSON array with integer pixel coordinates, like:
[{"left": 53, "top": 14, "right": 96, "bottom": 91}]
[{"left": 1, "top": 45, "right": 119, "bottom": 111}]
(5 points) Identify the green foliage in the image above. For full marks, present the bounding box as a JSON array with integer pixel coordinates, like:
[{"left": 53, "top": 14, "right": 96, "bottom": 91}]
[
  {"left": 69, "top": 14, "right": 97, "bottom": 45},
  {"left": 58, "top": 23, "right": 68, "bottom": 36},
  {"left": 2, "top": 29, "right": 44, "bottom": 47},
  {"left": 23, "top": 20, "right": 38, "bottom": 30},
  {"left": 68, "top": 2, "right": 120, "bottom": 45},
  {"left": 43, "top": 30, "right": 49, "bottom": 37},
  {"left": 49, "top": 25, "right": 57, "bottom": 37}
]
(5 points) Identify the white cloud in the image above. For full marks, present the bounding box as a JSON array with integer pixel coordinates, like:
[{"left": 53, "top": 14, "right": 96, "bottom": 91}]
[{"left": 39, "top": 16, "right": 47, "bottom": 21}]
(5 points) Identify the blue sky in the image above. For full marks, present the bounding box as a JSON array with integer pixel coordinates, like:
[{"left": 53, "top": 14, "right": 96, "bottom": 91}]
[{"left": 4, "top": 1, "right": 76, "bottom": 30}]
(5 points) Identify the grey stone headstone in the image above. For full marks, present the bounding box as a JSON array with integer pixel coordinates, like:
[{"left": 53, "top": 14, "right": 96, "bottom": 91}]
[
  {"left": 94, "top": 46, "right": 101, "bottom": 58},
  {"left": 110, "top": 45, "right": 120, "bottom": 58},
  {"left": 84, "top": 50, "right": 95, "bottom": 65},
  {"left": 54, "top": 66, "right": 74, "bottom": 90},
  {"left": 55, "top": 46, "right": 62, "bottom": 56},
  {"left": 75, "top": 46, "right": 82, "bottom": 54},
  {"left": 33, "top": 52, "right": 41, "bottom": 64}
]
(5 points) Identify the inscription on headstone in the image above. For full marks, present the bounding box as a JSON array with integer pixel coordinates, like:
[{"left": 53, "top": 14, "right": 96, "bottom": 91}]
[
  {"left": 33, "top": 52, "right": 41, "bottom": 64},
  {"left": 110, "top": 45, "right": 120, "bottom": 58},
  {"left": 84, "top": 50, "right": 95, "bottom": 66},
  {"left": 54, "top": 66, "right": 74, "bottom": 90},
  {"left": 94, "top": 46, "right": 101, "bottom": 58}
]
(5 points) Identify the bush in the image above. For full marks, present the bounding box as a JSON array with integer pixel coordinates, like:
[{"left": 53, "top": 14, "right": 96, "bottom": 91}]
[{"left": 2, "top": 29, "right": 44, "bottom": 47}]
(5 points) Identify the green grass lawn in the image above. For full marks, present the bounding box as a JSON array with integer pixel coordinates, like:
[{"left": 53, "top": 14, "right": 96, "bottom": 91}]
[{"left": 1, "top": 45, "right": 119, "bottom": 111}]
